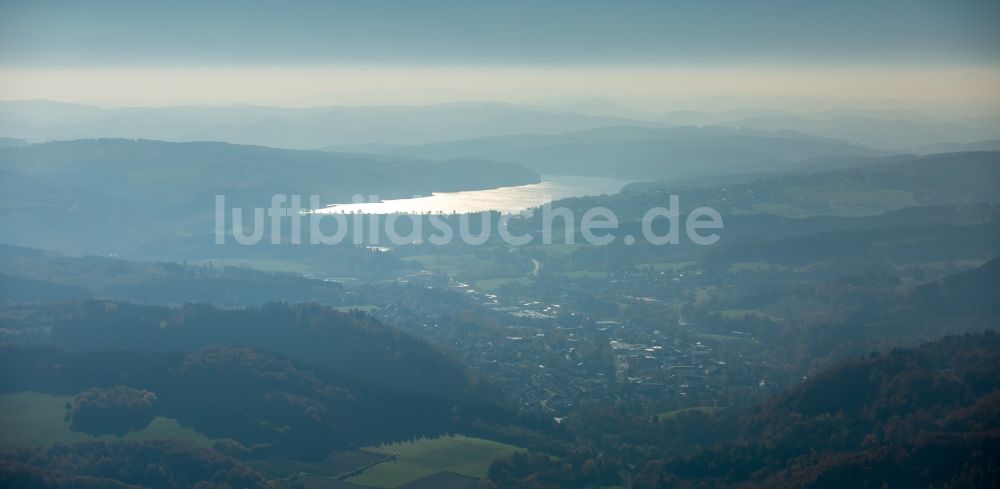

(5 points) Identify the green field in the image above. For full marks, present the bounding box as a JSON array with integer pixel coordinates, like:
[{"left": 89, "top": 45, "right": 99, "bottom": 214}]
[
  {"left": 912, "top": 259, "right": 986, "bottom": 271},
  {"left": 249, "top": 450, "right": 389, "bottom": 480},
  {"left": 346, "top": 435, "right": 522, "bottom": 488},
  {"left": 717, "top": 308, "right": 783, "bottom": 321},
  {"left": 333, "top": 304, "right": 380, "bottom": 313},
  {"left": 726, "top": 261, "right": 791, "bottom": 273},
  {"left": 696, "top": 333, "right": 763, "bottom": 347},
  {"left": 783, "top": 187, "right": 917, "bottom": 217},
  {"left": 557, "top": 270, "right": 606, "bottom": 279},
  {"left": 522, "top": 243, "right": 589, "bottom": 256},
  {"left": 657, "top": 406, "right": 722, "bottom": 421},
  {"left": 737, "top": 187, "right": 918, "bottom": 218},
  {"left": 637, "top": 261, "right": 696, "bottom": 272},
  {"left": 190, "top": 258, "right": 315, "bottom": 275},
  {"left": 0, "top": 391, "right": 213, "bottom": 448},
  {"left": 406, "top": 254, "right": 492, "bottom": 277},
  {"left": 474, "top": 276, "right": 531, "bottom": 292}
]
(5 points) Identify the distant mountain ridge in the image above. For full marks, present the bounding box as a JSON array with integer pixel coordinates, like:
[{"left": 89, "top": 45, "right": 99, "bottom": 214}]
[
  {"left": 0, "top": 99, "right": 671, "bottom": 148},
  {"left": 0, "top": 137, "right": 27, "bottom": 148},
  {"left": 916, "top": 138, "right": 1000, "bottom": 154},
  {"left": 5, "top": 99, "right": 996, "bottom": 154},
  {"left": 326, "top": 125, "right": 882, "bottom": 179},
  {"left": 654, "top": 108, "right": 1000, "bottom": 152}
]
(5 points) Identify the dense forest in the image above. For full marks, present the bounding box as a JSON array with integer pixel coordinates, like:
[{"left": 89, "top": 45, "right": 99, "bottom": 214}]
[
  {"left": 0, "top": 244, "right": 351, "bottom": 306},
  {"left": 0, "top": 301, "right": 475, "bottom": 403},
  {"left": 482, "top": 332, "right": 1000, "bottom": 489},
  {"left": 0, "top": 344, "right": 453, "bottom": 458},
  {"left": 0, "top": 440, "right": 276, "bottom": 489}
]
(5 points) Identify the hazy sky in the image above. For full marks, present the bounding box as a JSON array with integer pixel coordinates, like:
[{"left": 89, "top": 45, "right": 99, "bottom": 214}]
[{"left": 1, "top": 0, "right": 999, "bottom": 108}]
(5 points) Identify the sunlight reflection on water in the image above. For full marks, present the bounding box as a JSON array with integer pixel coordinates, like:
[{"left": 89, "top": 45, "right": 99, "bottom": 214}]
[{"left": 318, "top": 175, "right": 631, "bottom": 215}]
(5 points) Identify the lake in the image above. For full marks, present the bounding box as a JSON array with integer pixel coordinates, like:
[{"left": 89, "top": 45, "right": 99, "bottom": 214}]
[{"left": 318, "top": 175, "right": 631, "bottom": 215}]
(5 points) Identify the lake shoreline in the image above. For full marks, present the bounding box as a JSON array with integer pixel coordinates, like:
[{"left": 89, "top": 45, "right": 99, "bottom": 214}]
[{"left": 318, "top": 174, "right": 633, "bottom": 215}]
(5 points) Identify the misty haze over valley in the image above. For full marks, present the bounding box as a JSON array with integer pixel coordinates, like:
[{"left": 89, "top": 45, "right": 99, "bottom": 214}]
[{"left": 1, "top": 2, "right": 999, "bottom": 489}]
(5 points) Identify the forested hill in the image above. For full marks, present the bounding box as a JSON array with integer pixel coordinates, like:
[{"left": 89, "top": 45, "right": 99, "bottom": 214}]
[
  {"left": 484, "top": 331, "right": 1000, "bottom": 488},
  {"left": 0, "top": 300, "right": 475, "bottom": 404},
  {"left": 0, "top": 244, "right": 351, "bottom": 306},
  {"left": 611, "top": 151, "right": 1000, "bottom": 218},
  {"left": 0, "top": 345, "right": 458, "bottom": 459},
  {"left": 0, "top": 138, "right": 539, "bottom": 254},
  {"left": 0, "top": 439, "right": 276, "bottom": 489},
  {"left": 912, "top": 256, "right": 1000, "bottom": 315},
  {"left": 0, "top": 138, "right": 539, "bottom": 203},
  {"left": 716, "top": 331, "right": 1000, "bottom": 488}
]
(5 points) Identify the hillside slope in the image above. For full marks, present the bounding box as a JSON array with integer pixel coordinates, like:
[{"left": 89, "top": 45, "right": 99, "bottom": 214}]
[
  {"left": 330, "top": 126, "right": 882, "bottom": 179},
  {"left": 0, "top": 139, "right": 538, "bottom": 253}
]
